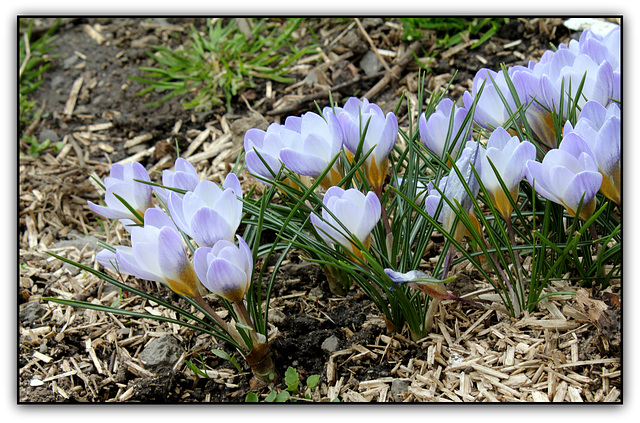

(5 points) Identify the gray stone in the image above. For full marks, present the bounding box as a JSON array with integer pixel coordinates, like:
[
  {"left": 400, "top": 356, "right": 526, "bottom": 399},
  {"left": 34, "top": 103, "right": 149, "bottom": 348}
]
[
  {"left": 359, "top": 50, "right": 384, "bottom": 77},
  {"left": 390, "top": 378, "right": 411, "bottom": 400},
  {"left": 139, "top": 334, "right": 184, "bottom": 370},
  {"left": 20, "top": 301, "right": 47, "bottom": 324},
  {"left": 321, "top": 335, "right": 340, "bottom": 353},
  {"left": 38, "top": 128, "right": 60, "bottom": 144},
  {"left": 53, "top": 229, "right": 100, "bottom": 251},
  {"left": 63, "top": 54, "right": 79, "bottom": 69}
]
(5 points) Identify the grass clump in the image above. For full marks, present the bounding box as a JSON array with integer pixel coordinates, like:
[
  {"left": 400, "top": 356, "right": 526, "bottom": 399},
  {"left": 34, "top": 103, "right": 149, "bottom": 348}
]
[{"left": 132, "top": 18, "right": 319, "bottom": 112}]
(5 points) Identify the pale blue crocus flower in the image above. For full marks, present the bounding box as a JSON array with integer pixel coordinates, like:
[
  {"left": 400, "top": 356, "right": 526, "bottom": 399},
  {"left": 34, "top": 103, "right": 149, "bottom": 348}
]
[
  {"left": 525, "top": 132, "right": 603, "bottom": 221},
  {"left": 192, "top": 236, "right": 253, "bottom": 303},
  {"left": 336, "top": 97, "right": 398, "bottom": 193},
  {"left": 565, "top": 27, "right": 620, "bottom": 103},
  {"left": 479, "top": 127, "right": 537, "bottom": 220},
  {"left": 310, "top": 186, "right": 381, "bottom": 259},
  {"left": 96, "top": 208, "right": 200, "bottom": 298},
  {"left": 154, "top": 157, "right": 200, "bottom": 204},
  {"left": 538, "top": 47, "right": 615, "bottom": 114},
  {"left": 419, "top": 98, "right": 472, "bottom": 159},
  {"left": 167, "top": 173, "right": 243, "bottom": 247},
  {"left": 563, "top": 101, "right": 620, "bottom": 205},
  {"left": 424, "top": 177, "right": 447, "bottom": 223},
  {"left": 462, "top": 68, "right": 525, "bottom": 131},
  {"left": 88, "top": 161, "right": 153, "bottom": 224},
  {"left": 244, "top": 122, "right": 298, "bottom": 185},
  {"left": 279, "top": 111, "right": 345, "bottom": 189},
  {"left": 440, "top": 141, "right": 483, "bottom": 241}
]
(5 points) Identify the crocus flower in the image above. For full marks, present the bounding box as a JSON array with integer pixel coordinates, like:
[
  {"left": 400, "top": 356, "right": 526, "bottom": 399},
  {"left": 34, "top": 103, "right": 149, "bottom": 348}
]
[
  {"left": 96, "top": 208, "right": 200, "bottom": 298},
  {"left": 479, "top": 127, "right": 537, "bottom": 220},
  {"left": 192, "top": 236, "right": 253, "bottom": 303},
  {"left": 310, "top": 186, "right": 381, "bottom": 259},
  {"left": 538, "top": 47, "right": 615, "bottom": 114},
  {"left": 463, "top": 68, "right": 525, "bottom": 131},
  {"left": 440, "top": 141, "right": 483, "bottom": 242},
  {"left": 279, "top": 111, "right": 345, "bottom": 189},
  {"left": 88, "top": 161, "right": 153, "bottom": 224},
  {"left": 563, "top": 101, "right": 620, "bottom": 205},
  {"left": 384, "top": 269, "right": 457, "bottom": 301},
  {"left": 564, "top": 27, "right": 620, "bottom": 104},
  {"left": 167, "top": 173, "right": 243, "bottom": 247},
  {"left": 155, "top": 157, "right": 200, "bottom": 204},
  {"left": 525, "top": 132, "right": 603, "bottom": 221},
  {"left": 419, "top": 98, "right": 472, "bottom": 159},
  {"left": 244, "top": 122, "right": 299, "bottom": 185},
  {"left": 336, "top": 97, "right": 398, "bottom": 193},
  {"left": 424, "top": 177, "right": 447, "bottom": 222}
]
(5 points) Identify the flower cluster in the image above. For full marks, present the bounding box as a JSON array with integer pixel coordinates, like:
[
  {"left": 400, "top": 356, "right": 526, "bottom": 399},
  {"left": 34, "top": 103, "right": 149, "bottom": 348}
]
[
  {"left": 441, "top": 26, "right": 620, "bottom": 223},
  {"left": 86, "top": 157, "right": 281, "bottom": 381},
  {"left": 60, "top": 24, "right": 620, "bottom": 383},
  {"left": 91, "top": 159, "right": 250, "bottom": 303},
  {"left": 245, "top": 97, "right": 398, "bottom": 194}
]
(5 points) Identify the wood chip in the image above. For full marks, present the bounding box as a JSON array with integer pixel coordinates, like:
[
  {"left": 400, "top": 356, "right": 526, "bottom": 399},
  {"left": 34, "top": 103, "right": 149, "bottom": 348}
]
[{"left": 63, "top": 77, "right": 84, "bottom": 116}]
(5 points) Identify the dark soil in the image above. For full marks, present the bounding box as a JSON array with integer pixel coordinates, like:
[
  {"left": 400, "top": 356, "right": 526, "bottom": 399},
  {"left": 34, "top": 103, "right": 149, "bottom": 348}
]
[{"left": 18, "top": 17, "right": 622, "bottom": 404}]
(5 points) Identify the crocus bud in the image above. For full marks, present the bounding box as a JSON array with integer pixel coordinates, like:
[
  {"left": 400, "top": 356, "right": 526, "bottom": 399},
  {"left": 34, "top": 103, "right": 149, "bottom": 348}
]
[
  {"left": 155, "top": 157, "right": 200, "bottom": 204},
  {"left": 192, "top": 236, "right": 253, "bottom": 303},
  {"left": 276, "top": 111, "right": 344, "bottom": 190},
  {"left": 463, "top": 68, "right": 524, "bottom": 131},
  {"left": 244, "top": 123, "right": 298, "bottom": 185},
  {"left": 336, "top": 97, "right": 398, "bottom": 193},
  {"left": 563, "top": 101, "right": 620, "bottom": 205},
  {"left": 88, "top": 161, "right": 153, "bottom": 224},
  {"left": 479, "top": 127, "right": 536, "bottom": 220},
  {"left": 167, "top": 174, "right": 243, "bottom": 247},
  {"left": 441, "top": 141, "right": 483, "bottom": 242},
  {"left": 97, "top": 208, "right": 200, "bottom": 298},
  {"left": 310, "top": 186, "right": 381, "bottom": 259},
  {"left": 419, "top": 98, "right": 472, "bottom": 159}
]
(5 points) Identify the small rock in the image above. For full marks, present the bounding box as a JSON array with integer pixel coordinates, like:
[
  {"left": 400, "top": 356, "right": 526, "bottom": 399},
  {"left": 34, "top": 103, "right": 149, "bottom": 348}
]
[
  {"left": 53, "top": 229, "right": 100, "bottom": 251},
  {"left": 391, "top": 378, "right": 411, "bottom": 400},
  {"left": 38, "top": 128, "right": 60, "bottom": 144},
  {"left": 51, "top": 75, "right": 66, "bottom": 90},
  {"left": 139, "top": 334, "right": 184, "bottom": 370},
  {"left": 321, "top": 335, "right": 340, "bottom": 353},
  {"left": 20, "top": 301, "right": 47, "bottom": 325},
  {"left": 63, "top": 54, "right": 79, "bottom": 69},
  {"left": 359, "top": 50, "right": 384, "bottom": 77}
]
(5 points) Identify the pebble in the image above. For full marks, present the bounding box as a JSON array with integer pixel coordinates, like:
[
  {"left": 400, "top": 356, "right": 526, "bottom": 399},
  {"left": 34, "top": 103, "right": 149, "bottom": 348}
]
[
  {"left": 359, "top": 50, "right": 384, "bottom": 77},
  {"left": 139, "top": 334, "right": 184, "bottom": 370},
  {"left": 321, "top": 335, "right": 340, "bottom": 353}
]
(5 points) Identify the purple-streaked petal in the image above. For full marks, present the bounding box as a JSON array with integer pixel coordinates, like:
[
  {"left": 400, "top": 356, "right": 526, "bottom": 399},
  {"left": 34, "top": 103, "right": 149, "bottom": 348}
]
[
  {"left": 279, "top": 148, "right": 327, "bottom": 177},
  {"left": 157, "top": 226, "right": 189, "bottom": 281},
  {"left": 204, "top": 259, "right": 249, "bottom": 302},
  {"left": 192, "top": 247, "right": 212, "bottom": 284},
  {"left": 222, "top": 173, "right": 242, "bottom": 199},
  {"left": 189, "top": 207, "right": 234, "bottom": 247},
  {"left": 563, "top": 171, "right": 603, "bottom": 211}
]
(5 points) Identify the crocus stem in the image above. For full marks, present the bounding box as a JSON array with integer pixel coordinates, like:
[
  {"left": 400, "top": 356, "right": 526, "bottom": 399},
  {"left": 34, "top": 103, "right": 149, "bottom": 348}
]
[
  {"left": 423, "top": 298, "right": 441, "bottom": 333},
  {"left": 505, "top": 216, "right": 526, "bottom": 292},
  {"left": 245, "top": 342, "right": 278, "bottom": 384},
  {"left": 477, "top": 235, "right": 521, "bottom": 316},
  {"left": 194, "top": 293, "right": 230, "bottom": 333},
  {"left": 441, "top": 245, "right": 453, "bottom": 280},
  {"left": 233, "top": 300, "right": 259, "bottom": 344}
]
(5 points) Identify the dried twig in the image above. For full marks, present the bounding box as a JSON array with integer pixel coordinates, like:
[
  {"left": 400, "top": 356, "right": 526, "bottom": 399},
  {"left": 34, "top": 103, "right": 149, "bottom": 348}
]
[{"left": 362, "top": 39, "right": 425, "bottom": 101}]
